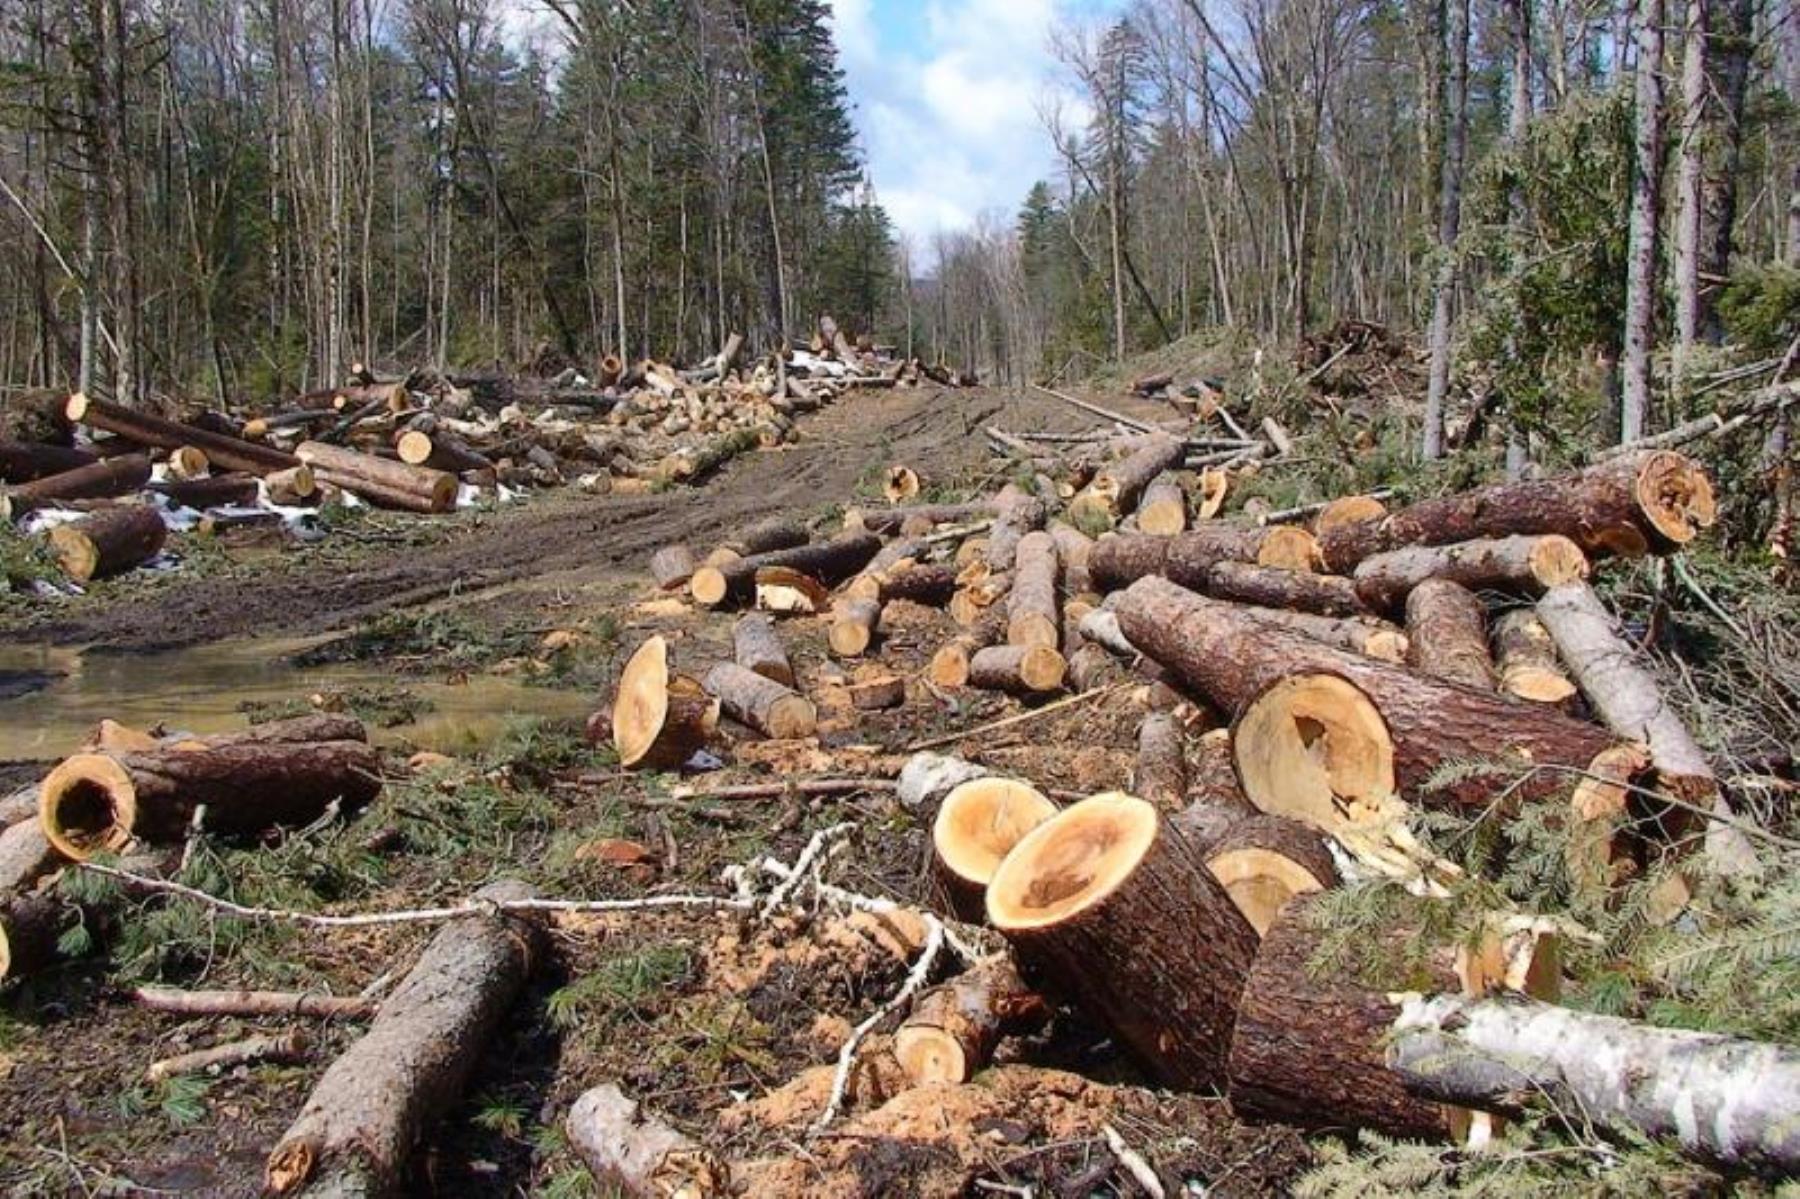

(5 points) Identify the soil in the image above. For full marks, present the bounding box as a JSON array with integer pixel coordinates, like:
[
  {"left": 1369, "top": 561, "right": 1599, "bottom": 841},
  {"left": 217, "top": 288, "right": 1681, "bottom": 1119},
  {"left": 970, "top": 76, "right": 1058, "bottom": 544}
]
[{"left": 0, "top": 384, "right": 1315, "bottom": 1197}]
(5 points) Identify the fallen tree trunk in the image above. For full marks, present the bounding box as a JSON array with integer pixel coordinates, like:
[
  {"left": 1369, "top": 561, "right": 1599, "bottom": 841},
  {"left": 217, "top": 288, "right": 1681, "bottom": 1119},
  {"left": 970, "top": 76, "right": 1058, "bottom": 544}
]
[
  {"left": 720, "top": 515, "right": 811, "bottom": 558},
  {"left": 297, "top": 441, "right": 458, "bottom": 514},
  {"left": 1352, "top": 534, "right": 1590, "bottom": 613},
  {"left": 1319, "top": 452, "right": 1716, "bottom": 573},
  {"left": 48, "top": 505, "right": 168, "bottom": 581},
  {"left": 67, "top": 393, "right": 298, "bottom": 477},
  {"left": 265, "top": 466, "right": 317, "bottom": 506},
  {"left": 1073, "top": 435, "right": 1185, "bottom": 524},
  {"left": 154, "top": 472, "right": 262, "bottom": 510},
  {"left": 394, "top": 429, "right": 492, "bottom": 476},
  {"left": 703, "top": 662, "right": 816, "bottom": 740},
  {"left": 1006, "top": 531, "right": 1059, "bottom": 649},
  {"left": 566, "top": 1083, "right": 730, "bottom": 1199},
  {"left": 848, "top": 501, "right": 996, "bottom": 535},
  {"left": 1223, "top": 605, "right": 1407, "bottom": 663},
  {"left": 985, "top": 494, "right": 1046, "bottom": 572},
  {"left": 2, "top": 453, "right": 151, "bottom": 517},
  {"left": 1405, "top": 579, "right": 1496, "bottom": 691},
  {"left": 265, "top": 880, "right": 546, "bottom": 1197},
  {"left": 932, "top": 777, "right": 1058, "bottom": 921},
  {"left": 689, "top": 531, "right": 881, "bottom": 609},
  {"left": 828, "top": 597, "right": 882, "bottom": 657},
  {"left": 0, "top": 817, "right": 58, "bottom": 896},
  {"left": 1091, "top": 527, "right": 1318, "bottom": 592},
  {"left": 894, "top": 956, "right": 1047, "bottom": 1086},
  {"left": 0, "top": 893, "right": 65, "bottom": 983},
  {"left": 865, "top": 562, "right": 957, "bottom": 607},
  {"left": 1206, "top": 561, "right": 1369, "bottom": 617},
  {"left": 0, "top": 440, "right": 96, "bottom": 484},
  {"left": 1491, "top": 610, "right": 1577, "bottom": 705},
  {"left": 987, "top": 794, "right": 1259, "bottom": 1090},
  {"left": 732, "top": 614, "right": 794, "bottom": 687}
]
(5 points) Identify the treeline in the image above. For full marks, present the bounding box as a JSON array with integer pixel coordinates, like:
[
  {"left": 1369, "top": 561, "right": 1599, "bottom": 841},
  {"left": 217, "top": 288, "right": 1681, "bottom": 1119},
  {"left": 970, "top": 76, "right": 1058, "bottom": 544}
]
[
  {"left": 0, "top": 0, "right": 897, "bottom": 404},
  {"left": 931, "top": 0, "right": 1797, "bottom": 452}
]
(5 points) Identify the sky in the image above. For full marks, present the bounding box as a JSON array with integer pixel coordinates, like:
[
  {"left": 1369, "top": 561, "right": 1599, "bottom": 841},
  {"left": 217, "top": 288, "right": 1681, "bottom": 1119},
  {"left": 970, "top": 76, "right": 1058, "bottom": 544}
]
[{"left": 827, "top": 0, "right": 1126, "bottom": 249}]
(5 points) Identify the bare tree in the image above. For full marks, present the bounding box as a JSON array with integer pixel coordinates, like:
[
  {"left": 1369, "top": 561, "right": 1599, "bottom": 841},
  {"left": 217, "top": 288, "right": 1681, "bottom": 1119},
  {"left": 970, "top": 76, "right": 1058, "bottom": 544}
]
[
  {"left": 1423, "top": 0, "right": 1471, "bottom": 459},
  {"left": 1620, "top": 0, "right": 1665, "bottom": 441}
]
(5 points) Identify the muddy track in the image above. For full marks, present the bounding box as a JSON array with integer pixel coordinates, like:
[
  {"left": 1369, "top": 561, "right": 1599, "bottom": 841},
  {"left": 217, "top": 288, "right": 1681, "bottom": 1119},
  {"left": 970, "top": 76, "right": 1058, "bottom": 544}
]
[{"left": 14, "top": 386, "right": 1099, "bottom": 653}]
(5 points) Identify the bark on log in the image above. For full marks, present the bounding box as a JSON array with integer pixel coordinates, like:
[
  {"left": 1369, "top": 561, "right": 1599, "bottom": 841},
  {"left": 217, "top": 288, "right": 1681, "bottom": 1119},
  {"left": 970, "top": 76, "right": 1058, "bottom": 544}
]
[
  {"left": 894, "top": 957, "right": 1048, "bottom": 1086},
  {"left": 721, "top": 515, "right": 811, "bottom": 558},
  {"left": 1091, "top": 527, "right": 1318, "bottom": 592},
  {"left": 828, "top": 597, "right": 882, "bottom": 658},
  {"left": 869, "top": 562, "right": 957, "bottom": 607},
  {"left": 610, "top": 637, "right": 719, "bottom": 770},
  {"left": 2, "top": 453, "right": 151, "bottom": 517},
  {"left": 1047, "top": 522, "right": 1094, "bottom": 595},
  {"left": 566, "top": 1083, "right": 730, "bottom": 1199},
  {"left": 1133, "top": 714, "right": 1187, "bottom": 810},
  {"left": 987, "top": 794, "right": 1259, "bottom": 1090},
  {"left": 1066, "top": 644, "right": 1121, "bottom": 693},
  {"left": 67, "top": 393, "right": 299, "bottom": 477},
  {"left": 650, "top": 545, "right": 698, "bottom": 592},
  {"left": 732, "top": 614, "right": 794, "bottom": 687},
  {"left": 1491, "top": 610, "right": 1578, "bottom": 704},
  {"left": 1220, "top": 604, "right": 1408, "bottom": 663},
  {"left": 847, "top": 501, "right": 996, "bottom": 535},
  {"left": 690, "top": 531, "right": 880, "bottom": 609},
  {"left": 1314, "top": 494, "right": 1388, "bottom": 532},
  {"left": 1318, "top": 452, "right": 1716, "bottom": 573},
  {"left": 703, "top": 662, "right": 816, "bottom": 740},
  {"left": 1185, "top": 812, "right": 1339, "bottom": 936},
  {"left": 166, "top": 713, "right": 368, "bottom": 751},
  {"left": 1137, "top": 477, "right": 1188, "bottom": 535},
  {"left": 1095, "top": 435, "right": 1187, "bottom": 519},
  {"left": 932, "top": 777, "right": 1059, "bottom": 921},
  {"left": 1206, "top": 561, "right": 1369, "bottom": 617},
  {"left": 968, "top": 645, "right": 1065, "bottom": 695},
  {"left": 297, "top": 442, "right": 458, "bottom": 514},
  {"left": 154, "top": 472, "right": 261, "bottom": 510},
  {"left": 38, "top": 738, "right": 383, "bottom": 859},
  {"left": 986, "top": 495, "right": 1047, "bottom": 572},
  {"left": 0, "top": 440, "right": 96, "bottom": 484},
  {"left": 1006, "top": 532, "right": 1060, "bottom": 649},
  {"left": 48, "top": 505, "right": 167, "bottom": 582},
  {"left": 265, "top": 881, "right": 546, "bottom": 1197},
  {"left": 1352, "top": 534, "right": 1590, "bottom": 613},
  {"left": 394, "top": 430, "right": 492, "bottom": 475},
  {"left": 134, "top": 986, "right": 376, "bottom": 1020},
  {"left": 265, "top": 466, "right": 318, "bottom": 506},
  {"left": 1405, "top": 579, "right": 1497, "bottom": 691},
  {"left": 1114, "top": 578, "right": 1639, "bottom": 822},
  {"left": 147, "top": 1031, "right": 310, "bottom": 1082}
]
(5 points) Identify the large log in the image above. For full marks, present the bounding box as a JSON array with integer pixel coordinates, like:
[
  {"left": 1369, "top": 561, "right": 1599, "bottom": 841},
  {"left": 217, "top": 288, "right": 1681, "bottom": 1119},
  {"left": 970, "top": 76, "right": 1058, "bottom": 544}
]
[
  {"left": 48, "top": 505, "right": 168, "bottom": 582},
  {"left": 0, "top": 440, "right": 96, "bottom": 484},
  {"left": 611, "top": 637, "right": 719, "bottom": 770},
  {"left": 1076, "top": 435, "right": 1186, "bottom": 522},
  {"left": 2, "top": 453, "right": 151, "bottom": 518},
  {"left": 1114, "top": 578, "right": 1640, "bottom": 822},
  {"left": 689, "top": 531, "right": 880, "bottom": 609},
  {"left": 702, "top": 662, "right": 816, "bottom": 740},
  {"left": 827, "top": 597, "right": 882, "bottom": 657},
  {"left": 566, "top": 1083, "right": 729, "bottom": 1198},
  {"left": 297, "top": 441, "right": 458, "bottom": 514},
  {"left": 931, "top": 777, "right": 1058, "bottom": 921},
  {"left": 1091, "top": 527, "right": 1318, "bottom": 592},
  {"left": 265, "top": 881, "right": 546, "bottom": 1197},
  {"left": 1318, "top": 452, "right": 1716, "bottom": 573},
  {"left": 1005, "top": 531, "right": 1060, "bottom": 649},
  {"left": 1205, "top": 560, "right": 1369, "bottom": 617},
  {"left": 38, "top": 737, "right": 383, "bottom": 859},
  {"left": 987, "top": 794, "right": 1259, "bottom": 1090},
  {"left": 1491, "top": 610, "right": 1577, "bottom": 704},
  {"left": 894, "top": 957, "right": 1047, "bottom": 1086},
  {"left": 1405, "top": 579, "right": 1496, "bottom": 691},
  {"left": 1352, "top": 534, "right": 1590, "bottom": 613},
  {"left": 66, "top": 393, "right": 298, "bottom": 477},
  {"left": 732, "top": 614, "right": 794, "bottom": 687}
]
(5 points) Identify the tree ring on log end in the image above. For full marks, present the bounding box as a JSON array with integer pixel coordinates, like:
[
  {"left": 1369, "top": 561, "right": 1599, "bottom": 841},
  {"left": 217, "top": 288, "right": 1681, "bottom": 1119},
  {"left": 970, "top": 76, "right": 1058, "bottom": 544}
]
[
  {"left": 613, "top": 637, "right": 719, "bottom": 770},
  {"left": 1256, "top": 526, "right": 1319, "bottom": 571},
  {"left": 1206, "top": 848, "right": 1327, "bottom": 936},
  {"left": 1637, "top": 451, "right": 1716, "bottom": 544},
  {"left": 1233, "top": 674, "right": 1396, "bottom": 833},
  {"left": 986, "top": 793, "right": 1158, "bottom": 931},
  {"left": 40, "top": 753, "right": 139, "bottom": 859},
  {"left": 1528, "top": 535, "right": 1590, "bottom": 588},
  {"left": 934, "top": 779, "right": 1059, "bottom": 892}
]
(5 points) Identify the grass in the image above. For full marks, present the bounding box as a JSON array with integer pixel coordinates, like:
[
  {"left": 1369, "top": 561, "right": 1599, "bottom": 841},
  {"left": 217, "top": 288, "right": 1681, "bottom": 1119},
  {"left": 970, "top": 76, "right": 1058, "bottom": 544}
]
[{"left": 546, "top": 944, "right": 695, "bottom": 1031}]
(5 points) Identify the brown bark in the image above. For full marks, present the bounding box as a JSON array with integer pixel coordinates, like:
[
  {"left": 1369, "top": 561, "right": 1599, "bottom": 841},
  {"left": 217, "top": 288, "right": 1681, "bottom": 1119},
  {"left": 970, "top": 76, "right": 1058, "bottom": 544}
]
[
  {"left": 1047, "top": 522, "right": 1095, "bottom": 594},
  {"left": 690, "top": 531, "right": 881, "bottom": 609},
  {"left": 0, "top": 817, "right": 58, "bottom": 896},
  {"left": 932, "top": 777, "right": 1059, "bottom": 921},
  {"left": 828, "top": 597, "right": 882, "bottom": 658},
  {"left": 1006, "top": 531, "right": 1060, "bottom": 649},
  {"left": 1133, "top": 713, "right": 1187, "bottom": 810},
  {"left": 38, "top": 738, "right": 383, "bottom": 859},
  {"left": 968, "top": 645, "right": 1066, "bottom": 695},
  {"left": 66, "top": 393, "right": 299, "bottom": 477},
  {"left": 986, "top": 495, "right": 1047, "bottom": 572},
  {"left": 1405, "top": 579, "right": 1497, "bottom": 691},
  {"left": 265, "top": 466, "right": 318, "bottom": 506},
  {"left": 0, "top": 440, "right": 96, "bottom": 484},
  {"left": 48, "top": 505, "right": 167, "bottom": 582},
  {"left": 847, "top": 501, "right": 996, "bottom": 535},
  {"left": 394, "top": 430, "right": 492, "bottom": 475},
  {"left": 566, "top": 1083, "right": 729, "bottom": 1199},
  {"left": 649, "top": 545, "right": 698, "bottom": 591},
  {"left": 703, "top": 662, "right": 816, "bottom": 740},
  {"left": 1206, "top": 561, "right": 1369, "bottom": 617},
  {"left": 928, "top": 612, "right": 1005, "bottom": 688},
  {"left": 732, "top": 614, "right": 794, "bottom": 687},
  {"left": 133, "top": 986, "right": 376, "bottom": 1020},
  {"left": 894, "top": 957, "right": 1048, "bottom": 1086},
  {"left": 265, "top": 881, "right": 546, "bottom": 1197},
  {"left": 872, "top": 562, "right": 957, "bottom": 607},
  {"left": 168, "top": 714, "right": 369, "bottom": 751},
  {"left": 154, "top": 473, "right": 261, "bottom": 510},
  {"left": 1492, "top": 610, "right": 1577, "bottom": 704},
  {"left": 721, "top": 515, "right": 810, "bottom": 557},
  {"left": 2, "top": 453, "right": 150, "bottom": 515},
  {"left": 1352, "top": 534, "right": 1590, "bottom": 613},
  {"left": 147, "top": 1031, "right": 311, "bottom": 1082},
  {"left": 1097, "top": 435, "right": 1187, "bottom": 518},
  {"left": 297, "top": 442, "right": 458, "bottom": 514},
  {"left": 987, "top": 795, "right": 1259, "bottom": 1090},
  {"left": 1318, "top": 452, "right": 1716, "bottom": 573},
  {"left": 1091, "top": 527, "right": 1318, "bottom": 592},
  {"left": 1228, "top": 605, "right": 1409, "bottom": 662}
]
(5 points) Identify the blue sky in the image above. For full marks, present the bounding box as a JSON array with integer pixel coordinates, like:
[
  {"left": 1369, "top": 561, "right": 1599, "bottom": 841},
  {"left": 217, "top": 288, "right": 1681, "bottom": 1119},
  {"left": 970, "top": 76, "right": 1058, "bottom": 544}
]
[{"left": 827, "top": 0, "right": 1127, "bottom": 248}]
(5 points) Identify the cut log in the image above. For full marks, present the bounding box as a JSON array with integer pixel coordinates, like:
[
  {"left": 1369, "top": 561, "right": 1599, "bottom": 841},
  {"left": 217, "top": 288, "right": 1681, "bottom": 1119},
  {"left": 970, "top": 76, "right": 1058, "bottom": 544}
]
[
  {"left": 38, "top": 738, "right": 383, "bottom": 859},
  {"left": 847, "top": 673, "right": 906, "bottom": 710},
  {"left": 883, "top": 465, "right": 923, "bottom": 503},
  {"left": 722, "top": 515, "right": 810, "bottom": 557},
  {"left": 296, "top": 441, "right": 458, "bottom": 514},
  {"left": 566, "top": 1083, "right": 730, "bottom": 1199},
  {"left": 1133, "top": 714, "right": 1187, "bottom": 810},
  {"left": 134, "top": 986, "right": 376, "bottom": 1020},
  {"left": 732, "top": 614, "right": 794, "bottom": 687},
  {"left": 896, "top": 753, "right": 989, "bottom": 813},
  {"left": 147, "top": 1030, "right": 310, "bottom": 1082},
  {"left": 48, "top": 506, "right": 167, "bottom": 582},
  {"left": 1066, "top": 644, "right": 1119, "bottom": 693},
  {"left": 828, "top": 597, "right": 882, "bottom": 657},
  {"left": 169, "top": 713, "right": 368, "bottom": 751},
  {"left": 928, "top": 612, "right": 1005, "bottom": 688},
  {"left": 264, "top": 466, "right": 317, "bottom": 506},
  {"left": 66, "top": 393, "right": 298, "bottom": 477},
  {"left": 1137, "top": 476, "right": 1187, "bottom": 535},
  {"left": 1318, "top": 451, "right": 1716, "bottom": 572},
  {"left": 1114, "top": 577, "right": 1641, "bottom": 821},
  {"left": 1491, "top": 610, "right": 1577, "bottom": 704},
  {"left": 690, "top": 531, "right": 881, "bottom": 609},
  {"left": 868, "top": 562, "right": 957, "bottom": 607},
  {"left": 611, "top": 637, "right": 720, "bottom": 770},
  {"left": 1261, "top": 416, "right": 1293, "bottom": 457},
  {"left": 264, "top": 881, "right": 546, "bottom": 1197},
  {"left": 1405, "top": 579, "right": 1497, "bottom": 691},
  {"left": 1005, "top": 531, "right": 1060, "bottom": 650},
  {"left": 2, "top": 453, "right": 151, "bottom": 517},
  {"left": 987, "top": 794, "right": 1259, "bottom": 1090},
  {"left": 1223, "top": 604, "right": 1407, "bottom": 663},
  {"left": 155, "top": 472, "right": 261, "bottom": 510},
  {"left": 894, "top": 957, "right": 1048, "bottom": 1086},
  {"left": 968, "top": 645, "right": 1065, "bottom": 695},
  {"left": 1091, "top": 527, "right": 1318, "bottom": 592},
  {"left": 650, "top": 545, "right": 698, "bottom": 592},
  {"left": 1046, "top": 522, "right": 1094, "bottom": 595},
  {"left": 394, "top": 429, "right": 492, "bottom": 475},
  {"left": 985, "top": 495, "right": 1047, "bottom": 572},
  {"left": 1205, "top": 561, "right": 1369, "bottom": 617},
  {"left": 703, "top": 662, "right": 816, "bottom": 740},
  {"left": 1352, "top": 534, "right": 1590, "bottom": 613},
  {"left": 0, "top": 440, "right": 96, "bottom": 484},
  {"left": 847, "top": 501, "right": 996, "bottom": 535},
  {"left": 164, "top": 445, "right": 210, "bottom": 482},
  {"left": 1314, "top": 493, "right": 1388, "bottom": 532},
  {"left": 931, "top": 778, "right": 1058, "bottom": 921}
]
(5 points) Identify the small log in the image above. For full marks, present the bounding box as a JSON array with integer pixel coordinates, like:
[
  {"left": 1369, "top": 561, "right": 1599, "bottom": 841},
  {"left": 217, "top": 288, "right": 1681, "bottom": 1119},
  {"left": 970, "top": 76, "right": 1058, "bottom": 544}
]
[
  {"left": 732, "top": 614, "right": 794, "bottom": 686},
  {"left": 1137, "top": 476, "right": 1188, "bottom": 535},
  {"left": 872, "top": 562, "right": 957, "bottom": 607},
  {"left": 1205, "top": 560, "right": 1369, "bottom": 617},
  {"left": 264, "top": 881, "right": 546, "bottom": 1197},
  {"left": 703, "top": 662, "right": 816, "bottom": 740},
  {"left": 1046, "top": 522, "right": 1094, "bottom": 594},
  {"left": 297, "top": 441, "right": 458, "bottom": 514},
  {"left": 1261, "top": 416, "right": 1294, "bottom": 457},
  {"left": 610, "top": 637, "right": 719, "bottom": 770},
  {"left": 928, "top": 612, "right": 1005, "bottom": 688},
  {"left": 1224, "top": 604, "right": 1408, "bottom": 662},
  {"left": 1318, "top": 451, "right": 1716, "bottom": 572},
  {"left": 0, "top": 440, "right": 96, "bottom": 484},
  {"left": 932, "top": 777, "right": 1058, "bottom": 921},
  {"left": 1005, "top": 531, "right": 1060, "bottom": 649},
  {"left": 883, "top": 464, "right": 923, "bottom": 503},
  {"left": 566, "top": 1083, "right": 730, "bottom": 1199},
  {"left": 722, "top": 515, "right": 811, "bottom": 558},
  {"left": 894, "top": 957, "right": 1048, "bottom": 1086},
  {"left": 1131, "top": 371, "right": 1174, "bottom": 395},
  {"left": 1491, "top": 610, "right": 1577, "bottom": 704},
  {"left": 147, "top": 1030, "right": 310, "bottom": 1082},
  {"left": 264, "top": 465, "right": 317, "bottom": 506},
  {"left": 1352, "top": 534, "right": 1590, "bottom": 613},
  {"left": 650, "top": 545, "right": 699, "bottom": 592},
  {"left": 1133, "top": 713, "right": 1187, "bottom": 810},
  {"left": 48, "top": 505, "right": 167, "bottom": 582},
  {"left": 154, "top": 472, "right": 261, "bottom": 510},
  {"left": 968, "top": 645, "right": 1065, "bottom": 694},
  {"left": 847, "top": 501, "right": 996, "bottom": 535},
  {"left": 987, "top": 794, "right": 1259, "bottom": 1090},
  {"left": 66, "top": 393, "right": 298, "bottom": 477},
  {"left": 847, "top": 673, "right": 906, "bottom": 710},
  {"left": 828, "top": 597, "right": 882, "bottom": 657},
  {"left": 0, "top": 816, "right": 60, "bottom": 895},
  {"left": 394, "top": 429, "right": 492, "bottom": 475},
  {"left": 38, "top": 738, "right": 382, "bottom": 859},
  {"left": 1184, "top": 812, "right": 1339, "bottom": 936},
  {"left": 1066, "top": 643, "right": 1119, "bottom": 693},
  {"left": 985, "top": 494, "right": 1047, "bottom": 572},
  {"left": 3, "top": 453, "right": 151, "bottom": 517},
  {"left": 1405, "top": 579, "right": 1497, "bottom": 691},
  {"left": 690, "top": 531, "right": 881, "bottom": 609},
  {"left": 165, "top": 445, "right": 210, "bottom": 481},
  {"left": 133, "top": 986, "right": 377, "bottom": 1020},
  {"left": 1091, "top": 527, "right": 1318, "bottom": 592}
]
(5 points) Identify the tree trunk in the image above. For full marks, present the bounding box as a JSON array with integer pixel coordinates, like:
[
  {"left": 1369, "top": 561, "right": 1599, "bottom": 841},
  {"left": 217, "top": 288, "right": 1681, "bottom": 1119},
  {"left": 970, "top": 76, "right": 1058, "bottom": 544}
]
[
  {"left": 649, "top": 545, "right": 698, "bottom": 592},
  {"left": 1006, "top": 531, "right": 1060, "bottom": 649},
  {"left": 702, "top": 662, "right": 816, "bottom": 741},
  {"left": 1047, "top": 522, "right": 1096, "bottom": 595},
  {"left": 0, "top": 440, "right": 96, "bottom": 484},
  {"left": 828, "top": 597, "right": 883, "bottom": 658},
  {"left": 931, "top": 777, "right": 1058, "bottom": 922},
  {"left": 1133, "top": 713, "right": 1187, "bottom": 810},
  {"left": 1206, "top": 561, "right": 1370, "bottom": 617},
  {"left": 1352, "top": 533, "right": 1589, "bottom": 612},
  {"left": 298, "top": 442, "right": 458, "bottom": 514},
  {"left": 566, "top": 1083, "right": 729, "bottom": 1198},
  {"left": 847, "top": 501, "right": 996, "bottom": 536},
  {"left": 609, "top": 637, "right": 719, "bottom": 770},
  {"left": 154, "top": 473, "right": 263, "bottom": 511},
  {"left": 1405, "top": 579, "right": 1497, "bottom": 690},
  {"left": 1621, "top": 0, "right": 1666, "bottom": 441},
  {"left": 1423, "top": 0, "right": 1471, "bottom": 460},
  {"left": 985, "top": 494, "right": 1047, "bottom": 573},
  {"left": 968, "top": 645, "right": 1066, "bottom": 695},
  {"left": 46, "top": 505, "right": 167, "bottom": 582},
  {"left": 1091, "top": 527, "right": 1319, "bottom": 591},
  {"left": 1671, "top": 0, "right": 1709, "bottom": 391},
  {"left": 2, "top": 453, "right": 150, "bottom": 518},
  {"left": 1137, "top": 476, "right": 1188, "bottom": 535}
]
